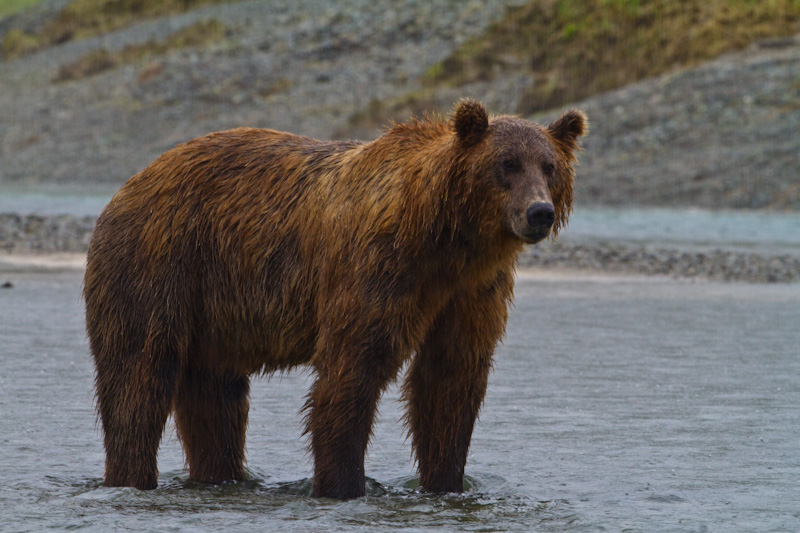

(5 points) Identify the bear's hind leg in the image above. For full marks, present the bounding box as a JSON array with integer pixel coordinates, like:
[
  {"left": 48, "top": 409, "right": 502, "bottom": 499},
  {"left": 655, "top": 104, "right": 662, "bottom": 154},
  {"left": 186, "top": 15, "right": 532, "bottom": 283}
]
[
  {"left": 95, "top": 349, "right": 180, "bottom": 490},
  {"left": 174, "top": 365, "right": 250, "bottom": 484}
]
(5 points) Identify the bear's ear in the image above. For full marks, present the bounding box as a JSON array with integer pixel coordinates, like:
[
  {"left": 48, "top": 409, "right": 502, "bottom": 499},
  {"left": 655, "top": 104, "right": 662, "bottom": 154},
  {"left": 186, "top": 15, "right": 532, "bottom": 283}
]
[
  {"left": 452, "top": 99, "right": 489, "bottom": 147},
  {"left": 548, "top": 109, "right": 588, "bottom": 152}
]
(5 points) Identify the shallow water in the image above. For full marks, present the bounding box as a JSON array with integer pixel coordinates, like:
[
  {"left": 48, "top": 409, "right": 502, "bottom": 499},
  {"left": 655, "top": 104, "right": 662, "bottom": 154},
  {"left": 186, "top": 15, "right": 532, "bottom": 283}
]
[
  {"left": 0, "top": 184, "right": 118, "bottom": 218},
  {"left": 1, "top": 267, "right": 799, "bottom": 531},
  {"left": 562, "top": 208, "right": 800, "bottom": 255}
]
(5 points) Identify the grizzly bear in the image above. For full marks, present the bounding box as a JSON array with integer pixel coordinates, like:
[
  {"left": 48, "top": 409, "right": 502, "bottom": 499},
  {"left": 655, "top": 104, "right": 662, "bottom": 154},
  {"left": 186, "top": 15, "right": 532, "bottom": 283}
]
[{"left": 84, "top": 99, "right": 587, "bottom": 500}]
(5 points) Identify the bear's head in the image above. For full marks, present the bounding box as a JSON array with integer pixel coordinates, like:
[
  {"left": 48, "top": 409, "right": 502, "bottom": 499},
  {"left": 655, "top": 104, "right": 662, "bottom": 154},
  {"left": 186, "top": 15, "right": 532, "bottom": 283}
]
[{"left": 452, "top": 99, "right": 587, "bottom": 244}]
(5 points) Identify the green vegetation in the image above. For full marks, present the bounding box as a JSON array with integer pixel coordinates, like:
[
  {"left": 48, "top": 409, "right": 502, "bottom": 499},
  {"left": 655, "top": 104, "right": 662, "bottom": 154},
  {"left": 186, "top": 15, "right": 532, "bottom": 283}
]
[
  {"left": 2, "top": 28, "right": 41, "bottom": 58},
  {"left": 3, "top": 0, "right": 238, "bottom": 60},
  {"left": 54, "top": 19, "right": 227, "bottom": 82},
  {"left": 0, "top": 0, "right": 44, "bottom": 18},
  {"left": 427, "top": 0, "right": 800, "bottom": 113}
]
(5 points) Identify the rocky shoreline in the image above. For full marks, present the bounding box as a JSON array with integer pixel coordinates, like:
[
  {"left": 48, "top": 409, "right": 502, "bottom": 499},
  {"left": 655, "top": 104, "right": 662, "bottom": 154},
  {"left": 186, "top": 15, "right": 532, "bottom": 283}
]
[
  {"left": 2, "top": 213, "right": 798, "bottom": 283},
  {"left": 523, "top": 240, "right": 800, "bottom": 284},
  {"left": 0, "top": 214, "right": 95, "bottom": 254}
]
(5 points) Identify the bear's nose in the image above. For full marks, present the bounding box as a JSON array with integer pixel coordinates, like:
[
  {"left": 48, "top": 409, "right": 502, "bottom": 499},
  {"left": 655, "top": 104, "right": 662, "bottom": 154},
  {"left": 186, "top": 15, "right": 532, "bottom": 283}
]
[{"left": 526, "top": 202, "right": 555, "bottom": 229}]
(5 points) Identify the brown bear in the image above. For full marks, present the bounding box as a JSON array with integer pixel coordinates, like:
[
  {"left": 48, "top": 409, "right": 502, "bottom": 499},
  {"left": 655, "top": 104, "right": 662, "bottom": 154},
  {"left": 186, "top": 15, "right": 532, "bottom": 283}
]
[{"left": 83, "top": 99, "right": 587, "bottom": 500}]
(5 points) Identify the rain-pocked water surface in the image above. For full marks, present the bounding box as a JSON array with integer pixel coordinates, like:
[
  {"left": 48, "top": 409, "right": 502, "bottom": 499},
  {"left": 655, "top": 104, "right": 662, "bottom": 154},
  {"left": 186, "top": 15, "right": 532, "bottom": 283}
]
[{"left": 1, "top": 265, "right": 799, "bottom": 532}]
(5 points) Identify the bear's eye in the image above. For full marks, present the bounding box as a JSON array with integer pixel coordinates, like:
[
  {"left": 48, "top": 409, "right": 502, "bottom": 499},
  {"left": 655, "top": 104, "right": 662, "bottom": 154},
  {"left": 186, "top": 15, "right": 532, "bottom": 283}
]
[
  {"left": 542, "top": 162, "right": 556, "bottom": 176},
  {"left": 502, "top": 159, "right": 520, "bottom": 172}
]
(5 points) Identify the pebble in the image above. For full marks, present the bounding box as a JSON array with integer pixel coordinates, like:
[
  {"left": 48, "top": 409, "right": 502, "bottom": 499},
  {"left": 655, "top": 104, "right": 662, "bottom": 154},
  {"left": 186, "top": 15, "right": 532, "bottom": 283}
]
[
  {"left": 0, "top": 214, "right": 95, "bottom": 254},
  {"left": 520, "top": 241, "right": 800, "bottom": 283}
]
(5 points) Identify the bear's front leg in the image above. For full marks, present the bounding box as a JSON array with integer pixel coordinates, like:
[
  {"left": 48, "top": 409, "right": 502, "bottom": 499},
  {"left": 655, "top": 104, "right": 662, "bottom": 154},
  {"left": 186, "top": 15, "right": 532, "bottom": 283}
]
[
  {"left": 402, "top": 271, "right": 513, "bottom": 493},
  {"left": 306, "top": 327, "right": 403, "bottom": 499}
]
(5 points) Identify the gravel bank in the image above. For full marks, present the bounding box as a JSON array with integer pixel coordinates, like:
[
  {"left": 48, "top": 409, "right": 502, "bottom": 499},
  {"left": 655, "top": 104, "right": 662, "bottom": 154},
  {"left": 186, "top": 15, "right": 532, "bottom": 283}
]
[
  {"left": 1, "top": 213, "right": 798, "bottom": 283},
  {"left": 522, "top": 240, "right": 800, "bottom": 284},
  {"left": 0, "top": 214, "right": 95, "bottom": 253}
]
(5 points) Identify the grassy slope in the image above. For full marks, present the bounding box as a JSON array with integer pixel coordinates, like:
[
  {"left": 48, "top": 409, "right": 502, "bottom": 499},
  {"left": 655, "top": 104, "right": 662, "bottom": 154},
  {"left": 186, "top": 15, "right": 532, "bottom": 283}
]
[
  {"left": 2, "top": 0, "right": 236, "bottom": 59},
  {"left": 0, "top": 0, "right": 44, "bottom": 18},
  {"left": 53, "top": 19, "right": 228, "bottom": 82},
  {"left": 427, "top": 0, "right": 800, "bottom": 113}
]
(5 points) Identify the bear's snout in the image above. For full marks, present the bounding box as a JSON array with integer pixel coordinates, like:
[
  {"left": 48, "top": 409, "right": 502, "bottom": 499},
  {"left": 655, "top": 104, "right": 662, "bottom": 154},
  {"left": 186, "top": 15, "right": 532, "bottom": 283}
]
[
  {"left": 520, "top": 201, "right": 555, "bottom": 243},
  {"left": 526, "top": 202, "right": 555, "bottom": 230}
]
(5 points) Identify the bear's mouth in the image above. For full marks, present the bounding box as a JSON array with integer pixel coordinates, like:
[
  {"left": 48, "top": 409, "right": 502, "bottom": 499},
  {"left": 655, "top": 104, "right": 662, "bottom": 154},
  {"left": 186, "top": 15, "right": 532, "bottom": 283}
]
[{"left": 519, "top": 228, "right": 551, "bottom": 244}]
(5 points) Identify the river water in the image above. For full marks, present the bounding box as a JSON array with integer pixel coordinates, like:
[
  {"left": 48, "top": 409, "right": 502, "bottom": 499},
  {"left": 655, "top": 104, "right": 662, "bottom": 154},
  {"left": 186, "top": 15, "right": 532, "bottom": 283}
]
[{"left": 1, "top": 264, "right": 798, "bottom": 532}]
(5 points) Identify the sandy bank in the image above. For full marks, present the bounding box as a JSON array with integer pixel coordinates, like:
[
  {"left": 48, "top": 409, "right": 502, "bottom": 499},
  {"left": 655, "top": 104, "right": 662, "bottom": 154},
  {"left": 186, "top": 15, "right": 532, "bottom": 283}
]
[{"left": 0, "top": 252, "right": 86, "bottom": 271}]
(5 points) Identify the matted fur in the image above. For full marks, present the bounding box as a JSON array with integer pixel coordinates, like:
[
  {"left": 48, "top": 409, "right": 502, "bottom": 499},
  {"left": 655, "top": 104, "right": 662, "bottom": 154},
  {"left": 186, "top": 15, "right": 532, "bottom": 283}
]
[{"left": 84, "top": 100, "right": 587, "bottom": 499}]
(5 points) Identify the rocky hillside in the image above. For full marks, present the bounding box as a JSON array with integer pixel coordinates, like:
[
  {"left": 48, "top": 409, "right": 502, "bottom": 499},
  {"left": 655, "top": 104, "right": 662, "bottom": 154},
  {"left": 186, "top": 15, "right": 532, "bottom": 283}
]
[
  {"left": 569, "top": 36, "right": 800, "bottom": 210},
  {"left": 0, "top": 0, "right": 528, "bottom": 183},
  {"left": 0, "top": 0, "right": 799, "bottom": 211}
]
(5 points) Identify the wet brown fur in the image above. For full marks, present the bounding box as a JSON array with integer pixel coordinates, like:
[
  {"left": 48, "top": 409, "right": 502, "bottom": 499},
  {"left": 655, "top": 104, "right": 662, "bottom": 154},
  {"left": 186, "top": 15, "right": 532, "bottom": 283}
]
[{"left": 84, "top": 100, "right": 587, "bottom": 499}]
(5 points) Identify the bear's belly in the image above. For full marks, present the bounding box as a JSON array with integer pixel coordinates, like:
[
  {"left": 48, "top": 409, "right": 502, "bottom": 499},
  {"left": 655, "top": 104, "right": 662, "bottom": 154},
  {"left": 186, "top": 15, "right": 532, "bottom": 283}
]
[{"left": 192, "top": 292, "right": 319, "bottom": 375}]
